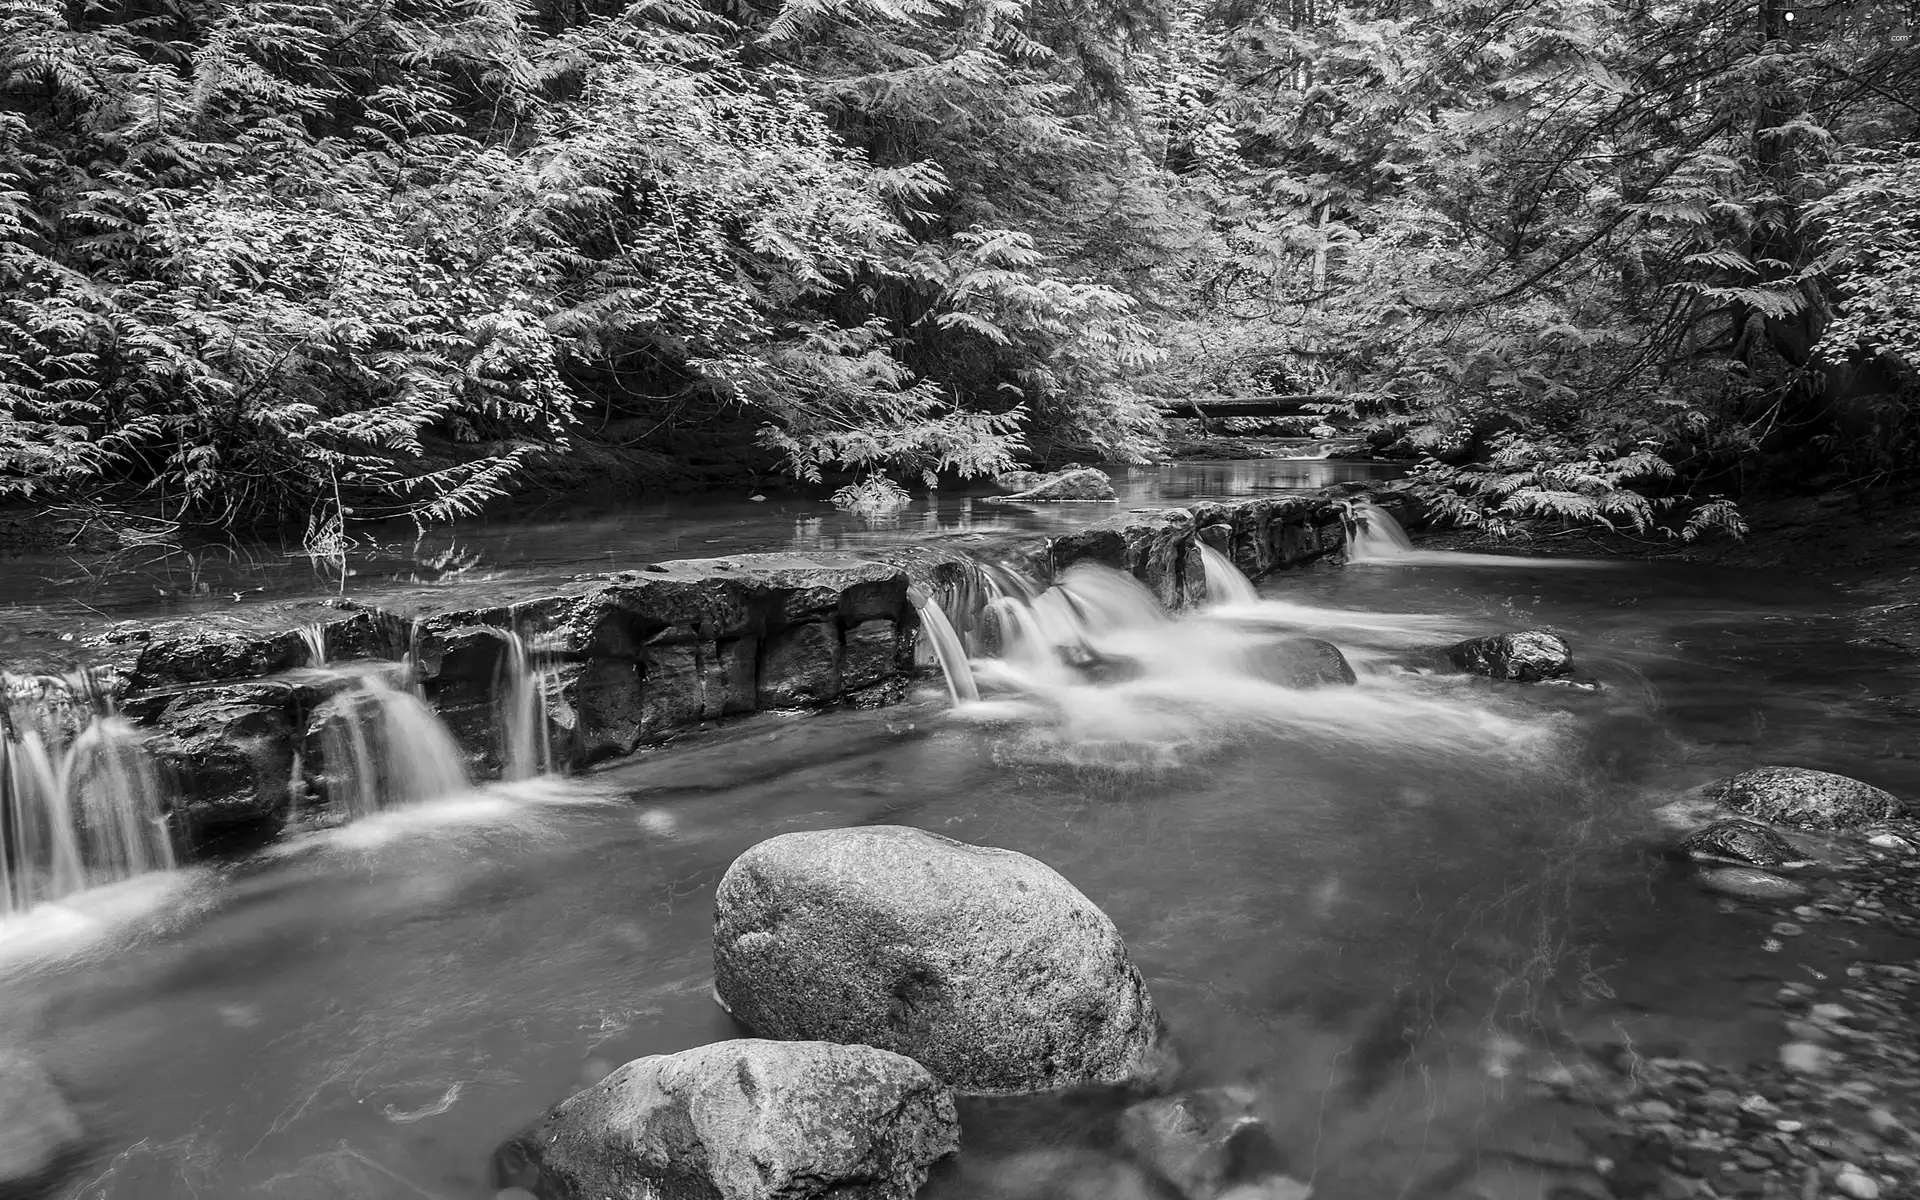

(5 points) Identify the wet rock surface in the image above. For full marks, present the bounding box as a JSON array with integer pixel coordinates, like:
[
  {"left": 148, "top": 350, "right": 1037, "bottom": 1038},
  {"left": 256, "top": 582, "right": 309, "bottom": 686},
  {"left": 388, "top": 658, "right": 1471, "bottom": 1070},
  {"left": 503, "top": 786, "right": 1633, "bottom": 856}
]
[
  {"left": 1710, "top": 766, "right": 1906, "bottom": 831},
  {"left": 984, "top": 467, "right": 1117, "bottom": 503},
  {"left": 1697, "top": 866, "right": 1813, "bottom": 903},
  {"left": 712, "top": 825, "right": 1166, "bottom": 1094},
  {"left": 1679, "top": 819, "right": 1804, "bottom": 868},
  {"left": 1446, "top": 629, "right": 1574, "bottom": 682},
  {"left": 494, "top": 1038, "right": 957, "bottom": 1200},
  {"left": 1245, "top": 636, "right": 1357, "bottom": 688}
]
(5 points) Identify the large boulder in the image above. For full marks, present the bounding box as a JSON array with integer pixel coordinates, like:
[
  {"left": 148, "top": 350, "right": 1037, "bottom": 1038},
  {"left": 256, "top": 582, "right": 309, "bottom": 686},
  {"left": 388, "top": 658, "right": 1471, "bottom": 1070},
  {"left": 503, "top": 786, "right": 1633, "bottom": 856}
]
[
  {"left": 1707, "top": 766, "right": 1904, "bottom": 831},
  {"left": 1245, "top": 637, "right": 1356, "bottom": 689},
  {"left": 985, "top": 468, "right": 1117, "bottom": 504},
  {"left": 713, "top": 826, "right": 1165, "bottom": 1094},
  {"left": 495, "top": 1039, "right": 957, "bottom": 1200},
  {"left": 0, "top": 1052, "right": 83, "bottom": 1192},
  {"left": 1446, "top": 630, "right": 1572, "bottom": 682},
  {"left": 1675, "top": 819, "right": 1801, "bottom": 868}
]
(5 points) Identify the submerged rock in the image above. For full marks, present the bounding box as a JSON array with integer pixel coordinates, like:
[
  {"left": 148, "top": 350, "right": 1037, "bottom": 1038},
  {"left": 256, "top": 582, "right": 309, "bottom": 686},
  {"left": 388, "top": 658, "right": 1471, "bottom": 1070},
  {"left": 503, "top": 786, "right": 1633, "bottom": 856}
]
[
  {"left": 1696, "top": 866, "right": 1810, "bottom": 903},
  {"left": 1246, "top": 637, "right": 1357, "bottom": 689},
  {"left": 495, "top": 1039, "right": 957, "bottom": 1200},
  {"left": 1676, "top": 819, "right": 1801, "bottom": 868},
  {"left": 0, "top": 1052, "right": 83, "bottom": 1191},
  {"left": 985, "top": 467, "right": 1117, "bottom": 503},
  {"left": 713, "top": 825, "right": 1165, "bottom": 1094},
  {"left": 1708, "top": 766, "right": 1904, "bottom": 831},
  {"left": 1446, "top": 630, "right": 1573, "bottom": 682},
  {"left": 1120, "top": 1086, "right": 1292, "bottom": 1199}
]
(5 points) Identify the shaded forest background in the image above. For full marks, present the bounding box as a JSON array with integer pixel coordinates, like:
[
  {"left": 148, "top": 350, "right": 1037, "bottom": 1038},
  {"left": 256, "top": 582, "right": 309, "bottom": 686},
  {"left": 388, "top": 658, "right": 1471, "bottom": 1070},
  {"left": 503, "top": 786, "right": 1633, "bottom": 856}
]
[{"left": 1, "top": 0, "right": 1916, "bottom": 536}]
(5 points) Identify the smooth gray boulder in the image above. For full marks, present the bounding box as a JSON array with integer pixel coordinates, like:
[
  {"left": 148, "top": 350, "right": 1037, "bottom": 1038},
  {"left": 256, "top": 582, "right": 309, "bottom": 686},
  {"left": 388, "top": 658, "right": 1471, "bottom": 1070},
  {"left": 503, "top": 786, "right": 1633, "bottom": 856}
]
[
  {"left": 1247, "top": 637, "right": 1356, "bottom": 688},
  {"left": 714, "top": 826, "right": 1165, "bottom": 1094},
  {"left": 1676, "top": 819, "right": 1801, "bottom": 868},
  {"left": 1446, "top": 630, "right": 1573, "bottom": 682},
  {"left": 495, "top": 1039, "right": 957, "bottom": 1200},
  {"left": 984, "top": 468, "right": 1116, "bottom": 504},
  {"left": 1708, "top": 766, "right": 1904, "bottom": 831},
  {"left": 0, "top": 1051, "right": 83, "bottom": 1191}
]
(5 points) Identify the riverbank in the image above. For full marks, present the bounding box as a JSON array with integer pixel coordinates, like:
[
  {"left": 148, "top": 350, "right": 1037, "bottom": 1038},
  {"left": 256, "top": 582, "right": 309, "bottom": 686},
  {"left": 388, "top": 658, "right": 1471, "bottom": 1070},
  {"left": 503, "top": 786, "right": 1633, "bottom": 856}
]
[{"left": 1403, "top": 482, "right": 1920, "bottom": 659}]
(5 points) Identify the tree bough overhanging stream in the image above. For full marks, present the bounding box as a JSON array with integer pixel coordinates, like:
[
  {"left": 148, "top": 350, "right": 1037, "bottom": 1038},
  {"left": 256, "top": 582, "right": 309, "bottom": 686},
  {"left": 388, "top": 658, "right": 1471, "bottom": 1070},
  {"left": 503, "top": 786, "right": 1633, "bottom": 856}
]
[{"left": 3, "top": 462, "right": 1920, "bottom": 1200}]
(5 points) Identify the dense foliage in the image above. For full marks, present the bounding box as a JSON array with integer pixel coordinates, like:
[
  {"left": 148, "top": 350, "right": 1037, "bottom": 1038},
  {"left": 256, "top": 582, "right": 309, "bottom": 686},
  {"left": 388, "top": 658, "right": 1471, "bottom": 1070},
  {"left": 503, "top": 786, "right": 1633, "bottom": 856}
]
[{"left": 1, "top": 0, "right": 1915, "bottom": 531}]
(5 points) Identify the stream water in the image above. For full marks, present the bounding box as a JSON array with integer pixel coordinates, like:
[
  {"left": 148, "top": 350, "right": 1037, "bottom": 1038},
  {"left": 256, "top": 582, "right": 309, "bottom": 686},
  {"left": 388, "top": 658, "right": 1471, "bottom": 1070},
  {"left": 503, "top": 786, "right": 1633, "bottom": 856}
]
[
  {"left": 2, "top": 465, "right": 1917, "bottom": 1200},
  {"left": 0, "top": 458, "right": 1392, "bottom": 620}
]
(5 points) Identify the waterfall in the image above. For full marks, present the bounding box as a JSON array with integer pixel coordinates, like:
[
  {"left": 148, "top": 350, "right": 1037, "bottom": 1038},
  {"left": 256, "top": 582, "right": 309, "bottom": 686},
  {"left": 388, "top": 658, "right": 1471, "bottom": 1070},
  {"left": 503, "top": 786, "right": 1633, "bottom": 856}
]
[
  {"left": 1199, "top": 543, "right": 1259, "bottom": 606},
  {"left": 297, "top": 624, "right": 328, "bottom": 667},
  {"left": 950, "top": 559, "right": 1552, "bottom": 767},
  {"left": 498, "top": 629, "right": 552, "bottom": 781},
  {"left": 1, "top": 678, "right": 175, "bottom": 916},
  {"left": 314, "top": 676, "right": 469, "bottom": 819},
  {"left": 1345, "top": 500, "right": 1415, "bottom": 563},
  {"left": 906, "top": 586, "right": 980, "bottom": 704}
]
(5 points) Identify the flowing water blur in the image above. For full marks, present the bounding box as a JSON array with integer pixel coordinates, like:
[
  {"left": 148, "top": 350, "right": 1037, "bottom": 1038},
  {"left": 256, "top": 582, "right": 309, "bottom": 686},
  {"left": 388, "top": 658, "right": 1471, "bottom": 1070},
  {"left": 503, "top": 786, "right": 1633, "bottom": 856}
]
[
  {"left": 2, "top": 677, "right": 176, "bottom": 917},
  {"left": 4, "top": 506, "right": 1919, "bottom": 1198}
]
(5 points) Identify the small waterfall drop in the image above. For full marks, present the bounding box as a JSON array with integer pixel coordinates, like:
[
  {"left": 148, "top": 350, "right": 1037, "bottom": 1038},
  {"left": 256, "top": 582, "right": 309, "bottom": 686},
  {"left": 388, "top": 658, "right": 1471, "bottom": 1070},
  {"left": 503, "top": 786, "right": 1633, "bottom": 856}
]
[
  {"left": 498, "top": 629, "right": 553, "bottom": 781},
  {"left": 1198, "top": 543, "right": 1259, "bottom": 606},
  {"left": 297, "top": 624, "right": 328, "bottom": 667},
  {"left": 1344, "top": 501, "right": 1415, "bottom": 563},
  {"left": 950, "top": 559, "right": 1553, "bottom": 767},
  {"left": 907, "top": 586, "right": 980, "bottom": 704},
  {"left": 1, "top": 677, "right": 175, "bottom": 916},
  {"left": 314, "top": 675, "right": 469, "bottom": 819}
]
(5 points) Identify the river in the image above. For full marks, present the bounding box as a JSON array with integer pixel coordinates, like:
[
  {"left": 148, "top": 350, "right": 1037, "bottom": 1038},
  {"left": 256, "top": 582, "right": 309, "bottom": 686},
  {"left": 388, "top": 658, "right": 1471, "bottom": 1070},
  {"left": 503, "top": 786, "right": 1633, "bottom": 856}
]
[{"left": 2, "top": 461, "right": 1916, "bottom": 1200}]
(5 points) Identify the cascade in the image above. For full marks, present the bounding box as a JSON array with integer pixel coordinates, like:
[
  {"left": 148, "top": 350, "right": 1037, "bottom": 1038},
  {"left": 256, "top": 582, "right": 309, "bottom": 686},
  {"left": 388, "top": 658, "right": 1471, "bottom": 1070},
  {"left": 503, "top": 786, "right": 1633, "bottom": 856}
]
[
  {"left": 1198, "top": 543, "right": 1259, "bottom": 606},
  {"left": 1339, "top": 500, "right": 1621, "bottom": 570},
  {"left": 1, "top": 675, "right": 175, "bottom": 916},
  {"left": 906, "top": 586, "right": 980, "bottom": 704},
  {"left": 297, "top": 624, "right": 328, "bottom": 667},
  {"left": 313, "top": 674, "right": 469, "bottom": 819},
  {"left": 951, "top": 559, "right": 1549, "bottom": 764},
  {"left": 1344, "top": 501, "right": 1415, "bottom": 562},
  {"left": 498, "top": 629, "right": 553, "bottom": 781}
]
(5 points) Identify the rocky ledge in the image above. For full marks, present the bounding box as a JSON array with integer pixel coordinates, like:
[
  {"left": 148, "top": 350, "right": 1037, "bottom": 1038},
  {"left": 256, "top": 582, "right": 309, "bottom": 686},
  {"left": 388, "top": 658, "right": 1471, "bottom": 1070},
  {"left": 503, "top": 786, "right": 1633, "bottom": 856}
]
[{"left": 1, "top": 494, "right": 1347, "bottom": 847}]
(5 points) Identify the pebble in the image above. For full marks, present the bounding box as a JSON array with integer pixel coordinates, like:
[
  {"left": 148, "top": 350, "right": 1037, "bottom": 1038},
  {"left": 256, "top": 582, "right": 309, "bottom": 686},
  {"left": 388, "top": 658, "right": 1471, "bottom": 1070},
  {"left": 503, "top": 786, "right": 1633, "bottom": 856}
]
[
  {"left": 1780, "top": 1042, "right": 1836, "bottom": 1074},
  {"left": 1772, "top": 921, "right": 1806, "bottom": 937},
  {"left": 1868, "top": 833, "right": 1911, "bottom": 852},
  {"left": 1813, "top": 1004, "right": 1857, "bottom": 1023},
  {"left": 1624, "top": 1099, "right": 1679, "bottom": 1122},
  {"left": 1836, "top": 1167, "right": 1881, "bottom": 1198}
]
